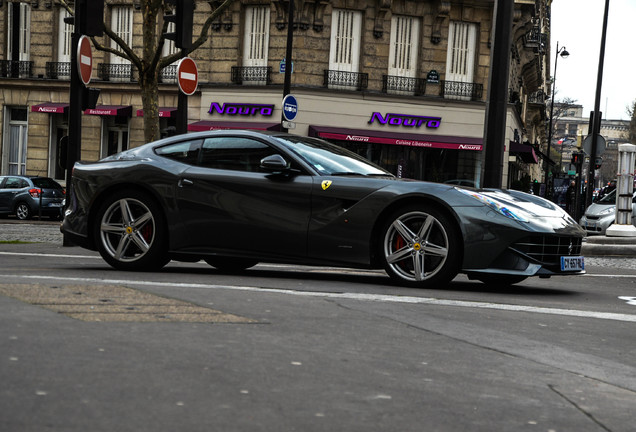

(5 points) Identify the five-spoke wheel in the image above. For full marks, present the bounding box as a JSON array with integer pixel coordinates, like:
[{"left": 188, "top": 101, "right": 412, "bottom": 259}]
[
  {"left": 382, "top": 206, "right": 460, "bottom": 287},
  {"left": 95, "top": 191, "right": 169, "bottom": 271}
]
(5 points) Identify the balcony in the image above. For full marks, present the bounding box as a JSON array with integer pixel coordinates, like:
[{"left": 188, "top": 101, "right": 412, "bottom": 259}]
[
  {"left": 159, "top": 65, "right": 177, "bottom": 84},
  {"left": 382, "top": 75, "right": 426, "bottom": 96},
  {"left": 440, "top": 80, "right": 483, "bottom": 101},
  {"left": 0, "top": 60, "right": 33, "bottom": 78},
  {"left": 528, "top": 89, "right": 546, "bottom": 105},
  {"left": 324, "top": 70, "right": 368, "bottom": 91},
  {"left": 231, "top": 66, "right": 272, "bottom": 85},
  {"left": 98, "top": 63, "right": 134, "bottom": 82},
  {"left": 45, "top": 62, "right": 71, "bottom": 80},
  {"left": 523, "top": 27, "right": 547, "bottom": 54}
]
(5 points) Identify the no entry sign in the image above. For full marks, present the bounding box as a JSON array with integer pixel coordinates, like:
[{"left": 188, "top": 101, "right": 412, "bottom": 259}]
[
  {"left": 177, "top": 57, "right": 198, "bottom": 96},
  {"left": 77, "top": 35, "right": 92, "bottom": 86}
]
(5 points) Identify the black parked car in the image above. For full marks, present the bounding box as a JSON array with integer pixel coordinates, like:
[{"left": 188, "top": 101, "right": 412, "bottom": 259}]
[
  {"left": 0, "top": 176, "right": 65, "bottom": 220},
  {"left": 62, "top": 130, "right": 586, "bottom": 287}
]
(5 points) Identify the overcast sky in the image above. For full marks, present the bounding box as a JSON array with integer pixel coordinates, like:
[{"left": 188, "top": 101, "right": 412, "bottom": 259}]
[{"left": 550, "top": 0, "right": 636, "bottom": 121}]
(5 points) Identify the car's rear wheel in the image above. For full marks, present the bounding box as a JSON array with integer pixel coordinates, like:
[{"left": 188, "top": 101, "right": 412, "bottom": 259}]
[
  {"left": 15, "top": 202, "right": 31, "bottom": 220},
  {"left": 94, "top": 190, "right": 169, "bottom": 271},
  {"left": 382, "top": 205, "right": 460, "bottom": 287},
  {"left": 204, "top": 257, "right": 258, "bottom": 272}
]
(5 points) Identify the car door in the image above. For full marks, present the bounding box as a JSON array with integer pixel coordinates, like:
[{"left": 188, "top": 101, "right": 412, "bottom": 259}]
[
  {"left": 0, "top": 177, "right": 8, "bottom": 212},
  {"left": 175, "top": 136, "right": 313, "bottom": 259},
  {"left": 0, "top": 177, "right": 26, "bottom": 212}
]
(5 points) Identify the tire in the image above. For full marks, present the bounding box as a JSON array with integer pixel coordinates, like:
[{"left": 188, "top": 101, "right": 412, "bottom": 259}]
[
  {"left": 15, "top": 202, "right": 32, "bottom": 220},
  {"left": 474, "top": 274, "right": 527, "bottom": 286},
  {"left": 381, "top": 205, "right": 461, "bottom": 288},
  {"left": 94, "top": 190, "right": 169, "bottom": 271},
  {"left": 204, "top": 257, "right": 258, "bottom": 273}
]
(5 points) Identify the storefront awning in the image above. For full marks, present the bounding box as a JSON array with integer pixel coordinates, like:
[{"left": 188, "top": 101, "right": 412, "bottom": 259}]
[
  {"left": 187, "top": 121, "right": 282, "bottom": 132},
  {"left": 135, "top": 107, "right": 178, "bottom": 118},
  {"left": 308, "top": 125, "right": 483, "bottom": 151},
  {"left": 84, "top": 105, "right": 133, "bottom": 117},
  {"left": 31, "top": 103, "right": 69, "bottom": 114},
  {"left": 509, "top": 141, "right": 538, "bottom": 164}
]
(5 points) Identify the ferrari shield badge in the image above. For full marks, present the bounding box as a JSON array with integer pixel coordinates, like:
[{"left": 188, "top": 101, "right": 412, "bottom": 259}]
[{"left": 321, "top": 180, "right": 332, "bottom": 190}]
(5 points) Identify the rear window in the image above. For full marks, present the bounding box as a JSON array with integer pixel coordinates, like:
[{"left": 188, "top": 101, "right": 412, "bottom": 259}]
[{"left": 32, "top": 178, "right": 63, "bottom": 189}]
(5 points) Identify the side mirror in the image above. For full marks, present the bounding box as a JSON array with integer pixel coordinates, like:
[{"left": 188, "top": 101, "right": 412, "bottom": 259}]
[{"left": 260, "top": 154, "right": 290, "bottom": 172}]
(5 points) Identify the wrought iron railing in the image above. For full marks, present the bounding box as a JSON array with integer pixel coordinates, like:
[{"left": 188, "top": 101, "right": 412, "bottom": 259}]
[
  {"left": 159, "top": 65, "right": 177, "bottom": 83},
  {"left": 97, "top": 63, "right": 134, "bottom": 82},
  {"left": 231, "top": 66, "right": 272, "bottom": 85},
  {"left": 523, "top": 27, "right": 547, "bottom": 53},
  {"left": 439, "top": 80, "right": 483, "bottom": 101},
  {"left": 45, "top": 62, "right": 71, "bottom": 80},
  {"left": 0, "top": 60, "right": 33, "bottom": 78},
  {"left": 382, "top": 75, "right": 426, "bottom": 96},
  {"left": 324, "top": 70, "right": 368, "bottom": 91}
]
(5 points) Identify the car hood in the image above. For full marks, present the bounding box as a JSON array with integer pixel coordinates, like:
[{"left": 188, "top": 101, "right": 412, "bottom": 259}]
[{"left": 478, "top": 189, "right": 569, "bottom": 219}]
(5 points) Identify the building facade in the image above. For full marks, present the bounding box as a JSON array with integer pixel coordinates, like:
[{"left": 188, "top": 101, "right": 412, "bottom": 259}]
[{"left": 1, "top": 0, "right": 551, "bottom": 189}]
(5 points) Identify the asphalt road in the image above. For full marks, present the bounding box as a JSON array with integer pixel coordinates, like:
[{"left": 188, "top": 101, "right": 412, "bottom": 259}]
[{"left": 2, "top": 221, "right": 636, "bottom": 431}]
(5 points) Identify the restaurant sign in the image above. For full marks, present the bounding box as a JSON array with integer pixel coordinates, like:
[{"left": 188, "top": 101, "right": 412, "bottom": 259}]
[
  {"left": 369, "top": 112, "right": 442, "bottom": 129},
  {"left": 208, "top": 102, "right": 275, "bottom": 117}
]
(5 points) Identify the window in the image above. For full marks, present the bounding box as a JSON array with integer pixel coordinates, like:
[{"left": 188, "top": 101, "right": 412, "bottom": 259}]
[
  {"left": 3, "top": 108, "right": 28, "bottom": 175},
  {"left": 242, "top": 5, "right": 270, "bottom": 85},
  {"left": 155, "top": 139, "right": 202, "bottom": 164},
  {"left": 199, "top": 137, "right": 277, "bottom": 172},
  {"left": 101, "top": 117, "right": 129, "bottom": 158},
  {"left": 445, "top": 21, "right": 477, "bottom": 101},
  {"left": 329, "top": 9, "right": 362, "bottom": 73},
  {"left": 58, "top": 8, "right": 73, "bottom": 63},
  {"left": 110, "top": 6, "right": 133, "bottom": 75},
  {"left": 388, "top": 16, "right": 419, "bottom": 78},
  {"left": 4, "top": 177, "right": 28, "bottom": 189},
  {"left": 6, "top": 2, "right": 30, "bottom": 77}
]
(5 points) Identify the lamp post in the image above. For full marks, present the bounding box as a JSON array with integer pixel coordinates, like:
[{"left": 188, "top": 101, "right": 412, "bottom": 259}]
[{"left": 544, "top": 42, "right": 569, "bottom": 199}]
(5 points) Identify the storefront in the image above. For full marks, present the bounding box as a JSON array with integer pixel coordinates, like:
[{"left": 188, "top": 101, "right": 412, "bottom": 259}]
[{"left": 197, "top": 89, "right": 492, "bottom": 185}]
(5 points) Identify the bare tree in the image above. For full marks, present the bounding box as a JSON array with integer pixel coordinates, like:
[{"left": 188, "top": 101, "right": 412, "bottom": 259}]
[
  {"left": 547, "top": 96, "right": 578, "bottom": 162},
  {"left": 58, "top": 0, "right": 236, "bottom": 143}
]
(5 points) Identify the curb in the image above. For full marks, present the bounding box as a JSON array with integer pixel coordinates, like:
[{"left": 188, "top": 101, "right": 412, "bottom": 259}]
[{"left": 582, "top": 235, "right": 636, "bottom": 257}]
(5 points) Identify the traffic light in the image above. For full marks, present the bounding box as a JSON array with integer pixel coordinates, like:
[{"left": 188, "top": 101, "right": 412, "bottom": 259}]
[
  {"left": 64, "top": 0, "right": 104, "bottom": 36},
  {"left": 164, "top": 0, "right": 194, "bottom": 50},
  {"left": 594, "top": 157, "right": 603, "bottom": 170},
  {"left": 571, "top": 153, "right": 581, "bottom": 164}
]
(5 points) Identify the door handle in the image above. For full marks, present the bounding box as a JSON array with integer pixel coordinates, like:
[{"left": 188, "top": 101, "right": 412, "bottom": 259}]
[{"left": 178, "top": 178, "right": 194, "bottom": 187}]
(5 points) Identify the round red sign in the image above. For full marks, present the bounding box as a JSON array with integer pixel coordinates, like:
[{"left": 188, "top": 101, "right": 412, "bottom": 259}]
[
  {"left": 77, "top": 35, "right": 92, "bottom": 86},
  {"left": 177, "top": 57, "right": 198, "bottom": 96}
]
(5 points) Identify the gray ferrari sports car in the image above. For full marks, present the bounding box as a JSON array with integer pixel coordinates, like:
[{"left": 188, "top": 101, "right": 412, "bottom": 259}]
[{"left": 61, "top": 130, "right": 585, "bottom": 287}]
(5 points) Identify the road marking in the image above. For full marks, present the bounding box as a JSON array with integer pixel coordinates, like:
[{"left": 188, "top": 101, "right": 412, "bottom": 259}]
[
  {"left": 0, "top": 251, "right": 100, "bottom": 259},
  {"left": 4, "top": 274, "right": 636, "bottom": 323}
]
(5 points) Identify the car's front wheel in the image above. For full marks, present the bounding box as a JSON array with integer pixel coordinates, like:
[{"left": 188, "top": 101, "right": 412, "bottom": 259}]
[
  {"left": 381, "top": 205, "right": 461, "bottom": 287},
  {"left": 15, "top": 202, "right": 32, "bottom": 220},
  {"left": 94, "top": 190, "right": 169, "bottom": 271}
]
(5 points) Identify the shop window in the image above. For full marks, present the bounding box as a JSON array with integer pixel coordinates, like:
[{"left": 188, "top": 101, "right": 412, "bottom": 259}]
[{"left": 101, "top": 117, "right": 129, "bottom": 158}]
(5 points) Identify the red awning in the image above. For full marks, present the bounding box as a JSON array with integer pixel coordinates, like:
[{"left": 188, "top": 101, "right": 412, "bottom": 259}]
[
  {"left": 509, "top": 141, "right": 538, "bottom": 164},
  {"left": 308, "top": 125, "right": 483, "bottom": 151},
  {"left": 31, "top": 103, "right": 69, "bottom": 114},
  {"left": 187, "top": 121, "right": 282, "bottom": 132},
  {"left": 136, "top": 107, "right": 178, "bottom": 118},
  {"left": 84, "top": 105, "right": 133, "bottom": 117}
]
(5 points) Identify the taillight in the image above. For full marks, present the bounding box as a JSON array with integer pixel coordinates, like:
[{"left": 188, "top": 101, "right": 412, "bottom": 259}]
[{"left": 28, "top": 188, "right": 41, "bottom": 198}]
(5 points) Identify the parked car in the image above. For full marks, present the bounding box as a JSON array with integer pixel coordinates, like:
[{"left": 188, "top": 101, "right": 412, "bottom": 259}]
[
  {"left": 579, "top": 189, "right": 636, "bottom": 235},
  {"left": 62, "top": 130, "right": 586, "bottom": 287},
  {"left": 0, "top": 176, "right": 65, "bottom": 220}
]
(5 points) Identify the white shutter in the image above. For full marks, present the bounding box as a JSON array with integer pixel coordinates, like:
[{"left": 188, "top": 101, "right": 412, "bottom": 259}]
[
  {"left": 7, "top": 3, "right": 30, "bottom": 62},
  {"left": 58, "top": 9, "right": 73, "bottom": 63},
  {"left": 111, "top": 6, "right": 133, "bottom": 65},
  {"left": 329, "top": 9, "right": 361, "bottom": 72},
  {"left": 243, "top": 6, "right": 270, "bottom": 67},
  {"left": 445, "top": 21, "right": 476, "bottom": 83},
  {"left": 388, "top": 15, "right": 419, "bottom": 78}
]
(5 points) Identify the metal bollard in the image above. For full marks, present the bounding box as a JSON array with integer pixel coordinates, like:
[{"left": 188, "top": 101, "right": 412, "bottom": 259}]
[{"left": 606, "top": 144, "right": 636, "bottom": 237}]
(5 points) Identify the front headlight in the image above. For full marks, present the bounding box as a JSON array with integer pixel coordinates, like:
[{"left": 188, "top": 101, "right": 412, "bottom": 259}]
[
  {"left": 456, "top": 188, "right": 529, "bottom": 222},
  {"left": 599, "top": 207, "right": 615, "bottom": 216}
]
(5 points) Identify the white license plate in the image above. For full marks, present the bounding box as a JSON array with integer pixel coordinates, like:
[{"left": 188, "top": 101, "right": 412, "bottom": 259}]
[
  {"left": 586, "top": 222, "right": 596, "bottom": 229},
  {"left": 561, "top": 256, "right": 584, "bottom": 272},
  {"left": 48, "top": 202, "right": 62, "bottom": 207}
]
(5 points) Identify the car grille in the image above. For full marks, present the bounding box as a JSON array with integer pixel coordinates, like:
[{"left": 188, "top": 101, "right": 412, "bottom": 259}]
[{"left": 511, "top": 235, "right": 583, "bottom": 265}]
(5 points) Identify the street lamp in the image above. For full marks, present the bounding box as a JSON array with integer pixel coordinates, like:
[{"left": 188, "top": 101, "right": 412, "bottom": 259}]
[{"left": 544, "top": 42, "right": 569, "bottom": 199}]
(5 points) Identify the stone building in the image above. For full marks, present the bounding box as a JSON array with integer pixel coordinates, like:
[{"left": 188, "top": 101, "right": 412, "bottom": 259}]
[{"left": 1, "top": 0, "right": 551, "bottom": 189}]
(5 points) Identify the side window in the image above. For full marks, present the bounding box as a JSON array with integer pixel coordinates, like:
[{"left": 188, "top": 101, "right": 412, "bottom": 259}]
[
  {"left": 5, "top": 177, "right": 25, "bottom": 189},
  {"left": 200, "top": 137, "right": 277, "bottom": 172},
  {"left": 155, "top": 139, "right": 202, "bottom": 164}
]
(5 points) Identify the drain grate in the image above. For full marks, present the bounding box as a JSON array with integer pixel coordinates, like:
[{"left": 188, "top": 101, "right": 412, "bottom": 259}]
[{"left": 0, "top": 283, "right": 255, "bottom": 323}]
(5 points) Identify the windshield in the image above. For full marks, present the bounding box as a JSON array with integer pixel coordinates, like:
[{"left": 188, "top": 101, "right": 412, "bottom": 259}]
[
  {"left": 598, "top": 189, "right": 616, "bottom": 204},
  {"left": 277, "top": 135, "right": 392, "bottom": 177}
]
